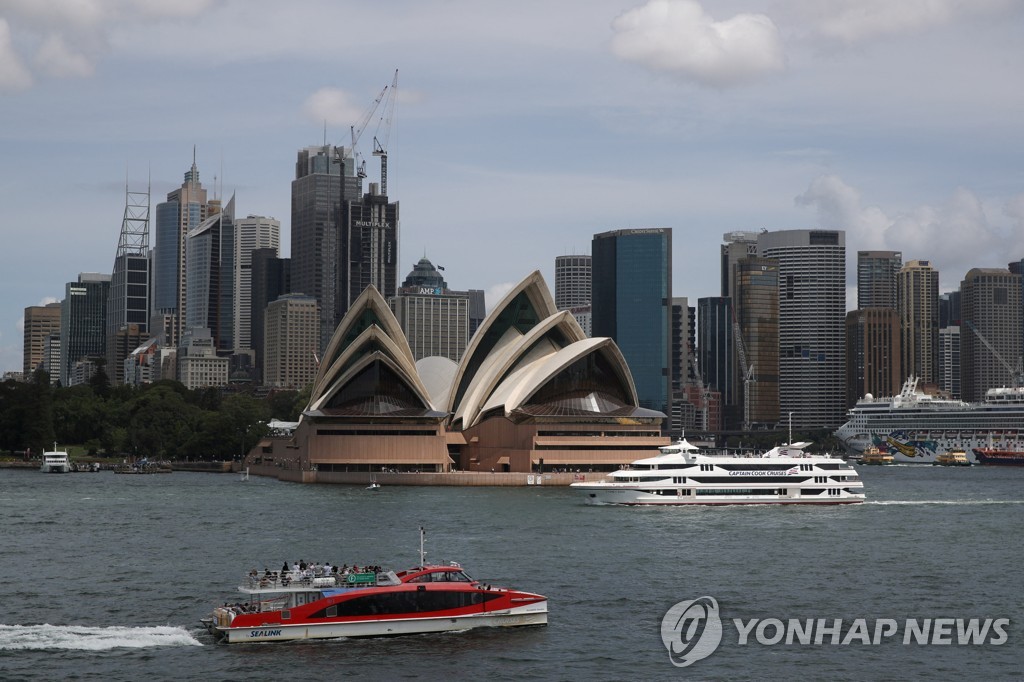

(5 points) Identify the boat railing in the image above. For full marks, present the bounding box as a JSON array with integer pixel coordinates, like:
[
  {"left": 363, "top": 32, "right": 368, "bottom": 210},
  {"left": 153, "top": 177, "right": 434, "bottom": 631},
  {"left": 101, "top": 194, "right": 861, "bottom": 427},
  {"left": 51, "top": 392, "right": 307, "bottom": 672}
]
[{"left": 240, "top": 569, "right": 397, "bottom": 591}]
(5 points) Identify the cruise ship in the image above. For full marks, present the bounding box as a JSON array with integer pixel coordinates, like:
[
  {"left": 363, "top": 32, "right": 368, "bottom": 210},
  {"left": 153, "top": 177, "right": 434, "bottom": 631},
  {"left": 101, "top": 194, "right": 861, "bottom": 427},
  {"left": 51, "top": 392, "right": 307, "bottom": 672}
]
[
  {"left": 570, "top": 440, "right": 864, "bottom": 505},
  {"left": 834, "top": 376, "right": 1024, "bottom": 464}
]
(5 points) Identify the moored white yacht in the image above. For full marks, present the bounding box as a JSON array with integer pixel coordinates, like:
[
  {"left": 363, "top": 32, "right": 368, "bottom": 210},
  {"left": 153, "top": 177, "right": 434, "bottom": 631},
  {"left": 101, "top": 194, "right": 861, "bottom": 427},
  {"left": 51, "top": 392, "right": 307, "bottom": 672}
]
[
  {"left": 570, "top": 439, "right": 864, "bottom": 505},
  {"left": 40, "top": 445, "right": 72, "bottom": 473}
]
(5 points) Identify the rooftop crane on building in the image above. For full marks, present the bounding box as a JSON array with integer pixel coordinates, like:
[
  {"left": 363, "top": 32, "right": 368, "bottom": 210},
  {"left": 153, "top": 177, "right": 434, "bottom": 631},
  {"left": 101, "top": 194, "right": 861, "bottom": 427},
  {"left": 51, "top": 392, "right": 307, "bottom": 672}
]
[
  {"left": 345, "top": 82, "right": 389, "bottom": 179},
  {"left": 372, "top": 69, "right": 399, "bottom": 196}
]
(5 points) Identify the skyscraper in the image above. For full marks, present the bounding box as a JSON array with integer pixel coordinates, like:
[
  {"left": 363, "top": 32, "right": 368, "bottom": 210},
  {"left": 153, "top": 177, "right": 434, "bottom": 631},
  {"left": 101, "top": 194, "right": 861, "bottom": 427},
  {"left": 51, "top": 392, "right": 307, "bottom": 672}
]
[
  {"left": 105, "top": 185, "right": 150, "bottom": 385},
  {"left": 232, "top": 213, "right": 280, "bottom": 354},
  {"left": 60, "top": 273, "right": 111, "bottom": 386},
  {"left": 858, "top": 250, "right": 902, "bottom": 309},
  {"left": 264, "top": 294, "right": 319, "bottom": 389},
  {"left": 185, "top": 195, "right": 234, "bottom": 351},
  {"left": 250, "top": 248, "right": 290, "bottom": 379},
  {"left": 960, "top": 267, "right": 1022, "bottom": 401},
  {"left": 897, "top": 259, "right": 939, "bottom": 385},
  {"left": 735, "top": 256, "right": 780, "bottom": 428},
  {"left": 341, "top": 182, "right": 399, "bottom": 318},
  {"left": 290, "top": 145, "right": 362, "bottom": 352},
  {"left": 758, "top": 229, "right": 846, "bottom": 429},
  {"left": 23, "top": 302, "right": 61, "bottom": 378},
  {"left": 152, "top": 157, "right": 215, "bottom": 346},
  {"left": 390, "top": 257, "right": 470, "bottom": 362},
  {"left": 845, "top": 308, "right": 902, "bottom": 406},
  {"left": 720, "top": 231, "right": 758, "bottom": 299},
  {"left": 555, "top": 255, "right": 592, "bottom": 310},
  {"left": 592, "top": 228, "right": 672, "bottom": 417},
  {"left": 697, "top": 296, "right": 734, "bottom": 425}
]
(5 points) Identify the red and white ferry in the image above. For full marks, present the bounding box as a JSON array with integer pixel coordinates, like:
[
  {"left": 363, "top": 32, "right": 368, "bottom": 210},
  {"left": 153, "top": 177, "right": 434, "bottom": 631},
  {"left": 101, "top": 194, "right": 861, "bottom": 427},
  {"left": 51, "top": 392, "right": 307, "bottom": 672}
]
[{"left": 201, "top": 532, "right": 547, "bottom": 643}]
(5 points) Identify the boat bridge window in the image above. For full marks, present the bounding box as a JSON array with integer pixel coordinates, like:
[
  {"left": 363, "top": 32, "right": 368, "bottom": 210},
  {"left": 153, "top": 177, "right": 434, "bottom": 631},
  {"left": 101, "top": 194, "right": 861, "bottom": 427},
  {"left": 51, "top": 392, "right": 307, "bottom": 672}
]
[
  {"left": 407, "top": 571, "right": 474, "bottom": 583},
  {"left": 308, "top": 590, "right": 501, "bottom": 618}
]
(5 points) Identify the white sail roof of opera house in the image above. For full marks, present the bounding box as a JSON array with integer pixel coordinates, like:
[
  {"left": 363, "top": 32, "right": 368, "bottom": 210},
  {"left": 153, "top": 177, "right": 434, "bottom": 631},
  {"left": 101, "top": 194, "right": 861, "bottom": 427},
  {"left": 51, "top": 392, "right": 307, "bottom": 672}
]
[
  {"left": 448, "top": 271, "right": 656, "bottom": 429},
  {"left": 305, "top": 286, "right": 443, "bottom": 418}
]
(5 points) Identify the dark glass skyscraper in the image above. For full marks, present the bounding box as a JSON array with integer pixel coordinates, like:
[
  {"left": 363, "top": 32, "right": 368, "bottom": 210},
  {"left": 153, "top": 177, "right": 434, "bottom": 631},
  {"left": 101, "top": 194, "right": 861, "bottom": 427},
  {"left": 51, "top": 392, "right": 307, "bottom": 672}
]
[
  {"left": 60, "top": 273, "right": 111, "bottom": 386},
  {"left": 290, "top": 145, "right": 362, "bottom": 352},
  {"left": 591, "top": 228, "right": 672, "bottom": 417},
  {"left": 342, "top": 182, "right": 399, "bottom": 318}
]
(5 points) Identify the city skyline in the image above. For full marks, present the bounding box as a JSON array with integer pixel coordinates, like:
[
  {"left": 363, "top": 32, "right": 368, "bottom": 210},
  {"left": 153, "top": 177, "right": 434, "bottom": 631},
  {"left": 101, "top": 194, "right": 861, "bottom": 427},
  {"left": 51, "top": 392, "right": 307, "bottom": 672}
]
[{"left": 3, "top": 0, "right": 1024, "bottom": 374}]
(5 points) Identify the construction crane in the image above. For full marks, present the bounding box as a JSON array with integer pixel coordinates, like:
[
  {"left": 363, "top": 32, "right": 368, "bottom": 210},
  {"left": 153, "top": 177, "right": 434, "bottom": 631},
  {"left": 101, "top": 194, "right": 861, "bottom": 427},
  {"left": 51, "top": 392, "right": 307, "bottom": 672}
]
[
  {"left": 372, "top": 69, "right": 399, "bottom": 196},
  {"left": 347, "top": 82, "right": 390, "bottom": 179},
  {"left": 732, "top": 317, "right": 755, "bottom": 431},
  {"left": 963, "top": 319, "right": 1024, "bottom": 387},
  {"left": 687, "top": 343, "right": 709, "bottom": 432}
]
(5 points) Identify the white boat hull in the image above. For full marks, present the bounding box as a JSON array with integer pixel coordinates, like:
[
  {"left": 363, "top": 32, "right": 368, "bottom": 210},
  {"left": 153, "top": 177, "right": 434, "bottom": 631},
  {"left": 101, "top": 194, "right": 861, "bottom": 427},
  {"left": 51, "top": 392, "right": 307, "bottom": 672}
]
[
  {"left": 216, "top": 604, "right": 548, "bottom": 643},
  {"left": 575, "top": 485, "right": 864, "bottom": 506}
]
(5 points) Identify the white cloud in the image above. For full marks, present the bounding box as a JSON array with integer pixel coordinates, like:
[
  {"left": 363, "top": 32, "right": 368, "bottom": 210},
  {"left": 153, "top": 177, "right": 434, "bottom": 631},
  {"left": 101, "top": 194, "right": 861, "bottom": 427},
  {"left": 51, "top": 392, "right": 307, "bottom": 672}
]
[
  {"left": 0, "top": 19, "right": 33, "bottom": 90},
  {"left": 796, "top": 174, "right": 1021, "bottom": 291},
  {"left": 303, "top": 87, "right": 369, "bottom": 128},
  {"left": 0, "top": 0, "right": 219, "bottom": 88},
  {"left": 792, "top": 0, "right": 1017, "bottom": 45},
  {"left": 34, "top": 34, "right": 95, "bottom": 78},
  {"left": 610, "top": 0, "right": 785, "bottom": 87}
]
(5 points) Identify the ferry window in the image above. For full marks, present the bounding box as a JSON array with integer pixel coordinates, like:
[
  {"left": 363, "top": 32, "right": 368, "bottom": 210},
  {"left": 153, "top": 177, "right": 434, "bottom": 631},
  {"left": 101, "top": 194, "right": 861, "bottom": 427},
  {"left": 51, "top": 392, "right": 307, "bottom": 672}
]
[
  {"left": 281, "top": 610, "right": 291, "bottom": 620},
  {"left": 326, "top": 605, "right": 337, "bottom": 617}
]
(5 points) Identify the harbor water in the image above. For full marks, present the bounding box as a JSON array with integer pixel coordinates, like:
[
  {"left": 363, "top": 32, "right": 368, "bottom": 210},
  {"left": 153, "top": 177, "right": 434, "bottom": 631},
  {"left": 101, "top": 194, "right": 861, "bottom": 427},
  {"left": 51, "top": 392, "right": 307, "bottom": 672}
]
[{"left": 1, "top": 465, "right": 1021, "bottom": 681}]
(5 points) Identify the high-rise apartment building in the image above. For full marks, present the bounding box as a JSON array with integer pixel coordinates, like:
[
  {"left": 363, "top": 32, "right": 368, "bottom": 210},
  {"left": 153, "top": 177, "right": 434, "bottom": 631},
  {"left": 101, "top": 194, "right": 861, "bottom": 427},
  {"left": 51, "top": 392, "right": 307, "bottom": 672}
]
[
  {"left": 858, "top": 251, "right": 902, "bottom": 309},
  {"left": 290, "top": 145, "right": 362, "bottom": 352},
  {"left": 60, "top": 273, "right": 111, "bottom": 386},
  {"left": 233, "top": 214, "right": 281, "bottom": 354},
  {"left": 152, "top": 157, "right": 216, "bottom": 347},
  {"left": 23, "top": 302, "right": 62, "bottom": 377},
  {"left": 939, "top": 326, "right": 961, "bottom": 398},
  {"left": 845, "top": 308, "right": 902, "bottom": 406},
  {"left": 390, "top": 258, "right": 470, "bottom": 362},
  {"left": 735, "top": 256, "right": 780, "bottom": 428},
  {"left": 592, "top": 228, "right": 672, "bottom": 417},
  {"left": 960, "top": 267, "right": 1022, "bottom": 401},
  {"left": 341, "top": 182, "right": 399, "bottom": 319},
  {"left": 264, "top": 294, "right": 319, "bottom": 389},
  {"left": 758, "top": 229, "right": 846, "bottom": 429},
  {"left": 106, "top": 186, "right": 151, "bottom": 385},
  {"left": 897, "top": 259, "right": 939, "bottom": 385},
  {"left": 555, "top": 255, "right": 592, "bottom": 310},
  {"left": 185, "top": 195, "right": 234, "bottom": 351}
]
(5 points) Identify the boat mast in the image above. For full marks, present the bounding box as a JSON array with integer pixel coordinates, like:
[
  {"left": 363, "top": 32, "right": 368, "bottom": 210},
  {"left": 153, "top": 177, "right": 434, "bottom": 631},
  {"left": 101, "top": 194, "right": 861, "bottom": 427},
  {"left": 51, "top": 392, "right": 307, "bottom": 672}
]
[{"left": 419, "top": 526, "right": 426, "bottom": 567}]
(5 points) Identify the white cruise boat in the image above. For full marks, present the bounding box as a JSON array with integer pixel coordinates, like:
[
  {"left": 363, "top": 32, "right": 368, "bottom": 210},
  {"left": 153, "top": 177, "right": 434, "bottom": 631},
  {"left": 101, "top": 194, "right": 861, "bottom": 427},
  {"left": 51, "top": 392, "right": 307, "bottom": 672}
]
[
  {"left": 570, "top": 439, "right": 864, "bottom": 506},
  {"left": 834, "top": 376, "right": 1024, "bottom": 464},
  {"left": 40, "top": 446, "right": 72, "bottom": 473}
]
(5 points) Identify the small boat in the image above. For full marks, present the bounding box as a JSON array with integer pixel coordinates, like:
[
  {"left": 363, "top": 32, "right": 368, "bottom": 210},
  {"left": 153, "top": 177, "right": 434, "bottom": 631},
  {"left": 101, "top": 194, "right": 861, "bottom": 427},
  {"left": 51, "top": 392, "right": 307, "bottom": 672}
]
[
  {"left": 201, "top": 529, "right": 547, "bottom": 643},
  {"left": 40, "top": 444, "right": 72, "bottom": 473},
  {"left": 859, "top": 447, "right": 894, "bottom": 465},
  {"left": 367, "top": 476, "right": 381, "bottom": 491},
  {"left": 240, "top": 468, "right": 250, "bottom": 482},
  {"left": 934, "top": 451, "right": 971, "bottom": 466}
]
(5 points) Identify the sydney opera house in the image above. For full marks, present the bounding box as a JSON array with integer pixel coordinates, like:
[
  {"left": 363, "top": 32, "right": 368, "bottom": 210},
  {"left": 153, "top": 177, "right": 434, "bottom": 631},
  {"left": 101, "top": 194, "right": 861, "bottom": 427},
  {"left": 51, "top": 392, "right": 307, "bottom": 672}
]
[{"left": 251, "top": 272, "right": 668, "bottom": 478}]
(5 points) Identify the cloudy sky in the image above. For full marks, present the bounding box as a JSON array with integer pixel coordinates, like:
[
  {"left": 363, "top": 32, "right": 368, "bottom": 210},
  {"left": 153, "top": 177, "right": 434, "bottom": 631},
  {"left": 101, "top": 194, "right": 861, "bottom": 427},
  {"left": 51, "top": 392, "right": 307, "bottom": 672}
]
[{"left": 2, "top": 0, "right": 1023, "bottom": 374}]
